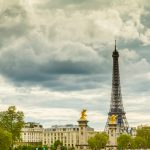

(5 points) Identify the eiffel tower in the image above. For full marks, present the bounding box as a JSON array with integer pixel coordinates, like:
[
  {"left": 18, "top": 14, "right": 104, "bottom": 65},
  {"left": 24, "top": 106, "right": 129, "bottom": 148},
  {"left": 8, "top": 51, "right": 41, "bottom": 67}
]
[{"left": 105, "top": 41, "right": 129, "bottom": 134}]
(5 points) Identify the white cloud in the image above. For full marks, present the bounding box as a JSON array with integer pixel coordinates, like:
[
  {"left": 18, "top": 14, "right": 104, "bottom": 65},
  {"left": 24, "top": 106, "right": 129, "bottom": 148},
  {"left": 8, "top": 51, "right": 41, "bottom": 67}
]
[
  {"left": 140, "top": 29, "right": 150, "bottom": 45},
  {"left": 124, "top": 58, "right": 150, "bottom": 76},
  {"left": 127, "top": 112, "right": 150, "bottom": 125},
  {"left": 120, "top": 48, "right": 139, "bottom": 60}
]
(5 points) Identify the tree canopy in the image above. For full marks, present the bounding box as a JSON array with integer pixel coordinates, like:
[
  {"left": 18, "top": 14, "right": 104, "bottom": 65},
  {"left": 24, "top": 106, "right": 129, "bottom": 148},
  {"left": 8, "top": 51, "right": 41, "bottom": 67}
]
[
  {"left": 0, "top": 127, "right": 12, "bottom": 150},
  {"left": 131, "top": 136, "right": 147, "bottom": 149},
  {"left": 88, "top": 132, "right": 108, "bottom": 150},
  {"left": 117, "top": 128, "right": 150, "bottom": 149},
  {"left": 117, "top": 134, "right": 132, "bottom": 149},
  {"left": 136, "top": 127, "right": 150, "bottom": 148},
  {"left": 14, "top": 145, "right": 48, "bottom": 150},
  {"left": 0, "top": 106, "right": 25, "bottom": 149},
  {"left": 50, "top": 140, "right": 67, "bottom": 150}
]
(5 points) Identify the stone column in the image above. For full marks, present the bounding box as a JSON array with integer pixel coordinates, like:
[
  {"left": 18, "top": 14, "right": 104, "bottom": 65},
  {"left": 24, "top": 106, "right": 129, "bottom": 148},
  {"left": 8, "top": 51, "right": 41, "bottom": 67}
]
[
  {"left": 76, "top": 109, "right": 88, "bottom": 150},
  {"left": 106, "top": 115, "right": 118, "bottom": 150}
]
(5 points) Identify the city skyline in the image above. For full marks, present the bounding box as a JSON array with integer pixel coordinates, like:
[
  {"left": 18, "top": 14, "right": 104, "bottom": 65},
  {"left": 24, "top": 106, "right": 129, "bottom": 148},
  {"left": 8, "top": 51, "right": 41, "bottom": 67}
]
[{"left": 0, "top": 0, "right": 150, "bottom": 130}]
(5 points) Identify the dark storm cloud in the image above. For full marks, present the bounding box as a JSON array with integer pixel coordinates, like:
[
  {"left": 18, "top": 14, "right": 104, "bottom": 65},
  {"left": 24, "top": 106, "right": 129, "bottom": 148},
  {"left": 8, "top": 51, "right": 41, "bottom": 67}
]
[
  {"left": 0, "top": 33, "right": 112, "bottom": 91},
  {"left": 0, "top": 52, "right": 111, "bottom": 91}
]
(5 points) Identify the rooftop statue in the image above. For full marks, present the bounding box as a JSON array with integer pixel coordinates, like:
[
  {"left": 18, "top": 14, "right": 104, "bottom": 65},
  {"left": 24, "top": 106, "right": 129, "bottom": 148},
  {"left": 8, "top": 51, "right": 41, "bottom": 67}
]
[
  {"left": 80, "top": 109, "right": 87, "bottom": 120},
  {"left": 109, "top": 115, "right": 117, "bottom": 124}
]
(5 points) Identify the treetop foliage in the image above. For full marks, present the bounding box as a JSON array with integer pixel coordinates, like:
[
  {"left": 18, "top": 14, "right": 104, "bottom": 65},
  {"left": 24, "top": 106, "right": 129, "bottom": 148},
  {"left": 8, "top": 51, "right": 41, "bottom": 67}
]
[
  {"left": 0, "top": 127, "right": 12, "bottom": 150},
  {"left": 88, "top": 132, "right": 108, "bottom": 150},
  {"left": 0, "top": 106, "right": 25, "bottom": 149},
  {"left": 117, "top": 127, "right": 150, "bottom": 149}
]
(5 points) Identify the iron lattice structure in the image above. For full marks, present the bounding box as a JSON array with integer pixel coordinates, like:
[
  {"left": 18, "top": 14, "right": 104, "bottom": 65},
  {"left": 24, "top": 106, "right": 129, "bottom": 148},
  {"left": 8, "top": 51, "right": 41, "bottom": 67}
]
[{"left": 105, "top": 42, "right": 129, "bottom": 134}]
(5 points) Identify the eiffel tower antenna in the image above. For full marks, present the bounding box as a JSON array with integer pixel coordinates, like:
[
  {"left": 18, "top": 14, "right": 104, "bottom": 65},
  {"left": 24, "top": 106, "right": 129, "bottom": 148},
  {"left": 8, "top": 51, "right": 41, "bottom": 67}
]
[
  {"left": 115, "top": 40, "right": 117, "bottom": 51},
  {"left": 105, "top": 41, "right": 129, "bottom": 134}
]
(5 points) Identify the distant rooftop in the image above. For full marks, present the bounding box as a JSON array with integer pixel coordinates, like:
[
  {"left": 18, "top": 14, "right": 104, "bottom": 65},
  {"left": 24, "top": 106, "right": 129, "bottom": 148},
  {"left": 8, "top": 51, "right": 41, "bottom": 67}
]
[
  {"left": 51, "top": 124, "right": 78, "bottom": 128},
  {"left": 45, "top": 124, "right": 94, "bottom": 131},
  {"left": 24, "top": 122, "right": 43, "bottom": 128}
]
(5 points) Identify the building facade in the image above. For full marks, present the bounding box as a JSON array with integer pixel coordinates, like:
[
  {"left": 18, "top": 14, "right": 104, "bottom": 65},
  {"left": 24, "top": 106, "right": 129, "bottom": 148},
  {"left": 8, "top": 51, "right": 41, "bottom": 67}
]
[
  {"left": 20, "top": 122, "right": 43, "bottom": 146},
  {"left": 19, "top": 109, "right": 97, "bottom": 149},
  {"left": 43, "top": 124, "right": 96, "bottom": 149}
]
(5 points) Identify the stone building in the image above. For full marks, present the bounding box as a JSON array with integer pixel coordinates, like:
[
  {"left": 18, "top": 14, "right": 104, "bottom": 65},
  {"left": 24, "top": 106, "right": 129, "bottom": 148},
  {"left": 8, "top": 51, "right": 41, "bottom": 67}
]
[
  {"left": 43, "top": 124, "right": 96, "bottom": 149},
  {"left": 19, "top": 110, "right": 98, "bottom": 149},
  {"left": 20, "top": 122, "right": 43, "bottom": 146}
]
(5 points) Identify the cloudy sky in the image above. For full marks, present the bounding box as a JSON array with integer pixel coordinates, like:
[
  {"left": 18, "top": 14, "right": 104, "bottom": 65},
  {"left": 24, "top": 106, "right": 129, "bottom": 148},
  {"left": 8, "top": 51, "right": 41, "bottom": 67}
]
[{"left": 0, "top": 0, "right": 150, "bottom": 130}]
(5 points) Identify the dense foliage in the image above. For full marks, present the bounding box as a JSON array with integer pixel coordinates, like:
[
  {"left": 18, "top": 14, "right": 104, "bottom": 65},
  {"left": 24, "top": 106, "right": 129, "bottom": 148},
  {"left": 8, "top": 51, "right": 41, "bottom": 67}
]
[
  {"left": 117, "top": 127, "right": 150, "bottom": 149},
  {"left": 136, "top": 127, "right": 150, "bottom": 148},
  {"left": 88, "top": 132, "right": 108, "bottom": 150},
  {"left": 0, "top": 106, "right": 25, "bottom": 149},
  {"left": 14, "top": 145, "right": 48, "bottom": 150},
  {"left": 117, "top": 134, "right": 132, "bottom": 149},
  {"left": 50, "top": 140, "right": 68, "bottom": 150},
  {"left": 0, "top": 128, "right": 12, "bottom": 150},
  {"left": 131, "top": 136, "right": 147, "bottom": 149}
]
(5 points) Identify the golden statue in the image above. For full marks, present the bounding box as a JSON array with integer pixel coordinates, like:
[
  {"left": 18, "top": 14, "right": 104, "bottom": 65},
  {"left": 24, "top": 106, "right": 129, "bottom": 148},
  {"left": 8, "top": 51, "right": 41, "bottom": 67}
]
[
  {"left": 109, "top": 115, "right": 117, "bottom": 124},
  {"left": 80, "top": 109, "right": 87, "bottom": 120}
]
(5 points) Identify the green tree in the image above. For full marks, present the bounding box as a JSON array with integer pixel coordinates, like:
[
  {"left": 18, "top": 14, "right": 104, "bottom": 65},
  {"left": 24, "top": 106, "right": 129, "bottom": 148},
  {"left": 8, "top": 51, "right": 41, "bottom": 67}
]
[
  {"left": 54, "top": 140, "right": 62, "bottom": 148},
  {"left": 117, "top": 134, "right": 132, "bottom": 149},
  {"left": 61, "top": 146, "right": 67, "bottom": 150},
  {"left": 131, "top": 136, "right": 147, "bottom": 149},
  {"left": 0, "top": 128, "right": 12, "bottom": 150},
  {"left": 136, "top": 127, "right": 150, "bottom": 148},
  {"left": 88, "top": 137, "right": 96, "bottom": 150},
  {"left": 88, "top": 132, "right": 108, "bottom": 150},
  {"left": 50, "top": 144, "right": 56, "bottom": 150},
  {"left": 0, "top": 106, "right": 25, "bottom": 149},
  {"left": 14, "top": 145, "right": 46, "bottom": 150},
  {"left": 51, "top": 140, "right": 67, "bottom": 150}
]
